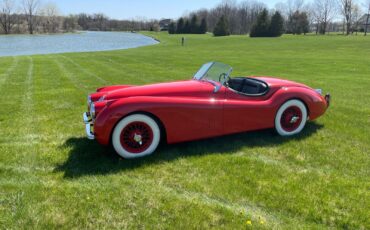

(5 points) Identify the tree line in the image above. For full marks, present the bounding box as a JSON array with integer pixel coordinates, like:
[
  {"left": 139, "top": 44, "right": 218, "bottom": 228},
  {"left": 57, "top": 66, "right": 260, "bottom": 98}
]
[
  {"left": 171, "top": 0, "right": 370, "bottom": 36},
  {"left": 1, "top": 0, "right": 369, "bottom": 36},
  {"left": 168, "top": 15, "right": 208, "bottom": 34},
  {"left": 0, "top": 0, "right": 164, "bottom": 34}
]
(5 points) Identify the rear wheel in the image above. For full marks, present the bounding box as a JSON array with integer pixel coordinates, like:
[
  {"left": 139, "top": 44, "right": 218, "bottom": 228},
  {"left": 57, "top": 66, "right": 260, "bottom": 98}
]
[
  {"left": 112, "top": 114, "right": 160, "bottom": 159},
  {"left": 275, "top": 100, "right": 307, "bottom": 136}
]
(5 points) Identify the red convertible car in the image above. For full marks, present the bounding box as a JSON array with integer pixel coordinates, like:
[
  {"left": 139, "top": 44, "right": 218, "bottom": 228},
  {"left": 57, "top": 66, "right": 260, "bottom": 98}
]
[{"left": 83, "top": 62, "right": 330, "bottom": 159}]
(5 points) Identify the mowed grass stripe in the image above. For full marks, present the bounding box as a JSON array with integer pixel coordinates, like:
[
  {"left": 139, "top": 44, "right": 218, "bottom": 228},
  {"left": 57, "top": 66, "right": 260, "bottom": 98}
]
[
  {"left": 0, "top": 57, "right": 19, "bottom": 87},
  {"left": 58, "top": 54, "right": 111, "bottom": 85},
  {"left": 51, "top": 55, "right": 91, "bottom": 90}
]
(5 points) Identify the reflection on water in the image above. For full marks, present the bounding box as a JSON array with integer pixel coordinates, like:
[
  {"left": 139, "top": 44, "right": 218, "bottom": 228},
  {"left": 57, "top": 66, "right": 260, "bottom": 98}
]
[{"left": 0, "top": 31, "right": 158, "bottom": 57}]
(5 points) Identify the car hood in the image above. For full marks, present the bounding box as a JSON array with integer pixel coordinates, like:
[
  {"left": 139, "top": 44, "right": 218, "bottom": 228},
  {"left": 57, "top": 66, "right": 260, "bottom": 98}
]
[{"left": 93, "top": 80, "right": 215, "bottom": 101}]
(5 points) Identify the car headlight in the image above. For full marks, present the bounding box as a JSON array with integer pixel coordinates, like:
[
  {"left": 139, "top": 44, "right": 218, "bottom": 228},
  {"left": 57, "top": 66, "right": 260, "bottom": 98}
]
[
  {"left": 315, "top": 89, "right": 322, "bottom": 95},
  {"left": 90, "top": 102, "right": 95, "bottom": 118}
]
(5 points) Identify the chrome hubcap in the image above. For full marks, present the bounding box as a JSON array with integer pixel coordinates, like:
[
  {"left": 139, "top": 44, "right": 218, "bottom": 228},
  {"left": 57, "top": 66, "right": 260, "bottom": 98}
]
[
  {"left": 290, "top": 116, "right": 300, "bottom": 124},
  {"left": 134, "top": 133, "right": 143, "bottom": 145}
]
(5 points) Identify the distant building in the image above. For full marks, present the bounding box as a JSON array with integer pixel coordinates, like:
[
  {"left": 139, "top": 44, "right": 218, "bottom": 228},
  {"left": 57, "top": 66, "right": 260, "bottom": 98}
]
[{"left": 159, "top": 19, "right": 171, "bottom": 31}]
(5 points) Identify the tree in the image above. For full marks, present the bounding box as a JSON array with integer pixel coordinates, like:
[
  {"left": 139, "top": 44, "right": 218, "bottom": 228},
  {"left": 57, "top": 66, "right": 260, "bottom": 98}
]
[
  {"left": 168, "top": 21, "right": 176, "bottom": 34},
  {"left": 365, "top": 0, "right": 370, "bottom": 36},
  {"left": 269, "top": 11, "right": 285, "bottom": 37},
  {"left": 312, "top": 0, "right": 337, "bottom": 34},
  {"left": 0, "top": 0, "right": 15, "bottom": 34},
  {"left": 63, "top": 15, "right": 78, "bottom": 32},
  {"left": 250, "top": 8, "right": 270, "bottom": 37},
  {"left": 300, "top": 12, "right": 310, "bottom": 34},
  {"left": 351, "top": 3, "right": 362, "bottom": 34},
  {"left": 213, "top": 15, "right": 230, "bottom": 36},
  {"left": 22, "top": 0, "right": 40, "bottom": 34},
  {"left": 77, "top": 13, "right": 90, "bottom": 30},
  {"left": 176, "top": 17, "right": 184, "bottom": 33},
  {"left": 277, "top": 0, "right": 305, "bottom": 33},
  {"left": 190, "top": 14, "right": 199, "bottom": 33},
  {"left": 339, "top": 0, "right": 354, "bottom": 35},
  {"left": 183, "top": 19, "right": 190, "bottom": 33},
  {"left": 289, "top": 11, "right": 310, "bottom": 34},
  {"left": 199, "top": 17, "right": 207, "bottom": 34},
  {"left": 40, "top": 2, "right": 61, "bottom": 33}
]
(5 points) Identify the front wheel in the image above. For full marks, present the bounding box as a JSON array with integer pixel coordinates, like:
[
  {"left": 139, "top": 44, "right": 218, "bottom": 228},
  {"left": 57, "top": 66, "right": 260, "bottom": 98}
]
[
  {"left": 112, "top": 114, "right": 161, "bottom": 159},
  {"left": 275, "top": 100, "right": 307, "bottom": 136}
]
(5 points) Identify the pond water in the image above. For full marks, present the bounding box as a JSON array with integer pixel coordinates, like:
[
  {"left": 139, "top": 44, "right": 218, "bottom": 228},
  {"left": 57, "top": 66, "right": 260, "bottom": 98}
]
[{"left": 0, "top": 31, "right": 159, "bottom": 57}]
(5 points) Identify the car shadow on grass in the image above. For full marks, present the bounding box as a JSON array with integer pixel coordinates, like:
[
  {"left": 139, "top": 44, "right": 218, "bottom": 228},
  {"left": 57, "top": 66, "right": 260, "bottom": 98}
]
[{"left": 55, "top": 122, "right": 323, "bottom": 178}]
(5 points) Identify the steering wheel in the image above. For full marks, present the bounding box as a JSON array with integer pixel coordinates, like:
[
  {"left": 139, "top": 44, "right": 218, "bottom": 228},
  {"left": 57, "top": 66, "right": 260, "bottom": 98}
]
[{"left": 219, "top": 73, "right": 227, "bottom": 83}]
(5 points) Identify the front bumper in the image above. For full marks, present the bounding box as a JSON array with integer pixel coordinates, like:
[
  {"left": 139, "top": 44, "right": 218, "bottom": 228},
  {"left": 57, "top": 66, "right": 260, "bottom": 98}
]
[{"left": 83, "top": 112, "right": 95, "bottom": 140}]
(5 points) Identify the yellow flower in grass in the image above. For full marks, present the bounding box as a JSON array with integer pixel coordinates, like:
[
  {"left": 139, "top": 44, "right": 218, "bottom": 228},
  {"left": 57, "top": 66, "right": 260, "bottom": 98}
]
[
  {"left": 259, "top": 220, "right": 265, "bottom": 225},
  {"left": 246, "top": 220, "right": 252, "bottom": 226}
]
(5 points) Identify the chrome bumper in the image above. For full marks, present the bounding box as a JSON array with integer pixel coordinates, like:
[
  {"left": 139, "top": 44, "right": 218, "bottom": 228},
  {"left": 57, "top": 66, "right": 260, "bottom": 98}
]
[{"left": 83, "top": 112, "right": 95, "bottom": 140}]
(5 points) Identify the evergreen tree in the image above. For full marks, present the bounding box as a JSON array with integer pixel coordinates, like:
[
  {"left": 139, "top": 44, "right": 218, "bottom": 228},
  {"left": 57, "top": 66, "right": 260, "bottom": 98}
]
[
  {"left": 213, "top": 15, "right": 230, "bottom": 36},
  {"left": 184, "top": 20, "right": 191, "bottom": 33},
  {"left": 269, "top": 11, "right": 284, "bottom": 37},
  {"left": 300, "top": 12, "right": 309, "bottom": 35},
  {"left": 289, "top": 11, "right": 310, "bottom": 35},
  {"left": 190, "top": 15, "right": 199, "bottom": 34},
  {"left": 176, "top": 17, "right": 185, "bottom": 33},
  {"left": 168, "top": 22, "right": 176, "bottom": 34},
  {"left": 199, "top": 18, "right": 208, "bottom": 34},
  {"left": 250, "top": 9, "right": 270, "bottom": 37}
]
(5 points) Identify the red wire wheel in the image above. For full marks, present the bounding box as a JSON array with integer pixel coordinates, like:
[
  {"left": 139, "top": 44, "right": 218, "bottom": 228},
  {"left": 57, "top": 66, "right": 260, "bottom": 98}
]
[
  {"left": 112, "top": 114, "right": 161, "bottom": 159},
  {"left": 280, "top": 106, "right": 303, "bottom": 132},
  {"left": 120, "top": 121, "right": 154, "bottom": 154},
  {"left": 275, "top": 99, "right": 307, "bottom": 136}
]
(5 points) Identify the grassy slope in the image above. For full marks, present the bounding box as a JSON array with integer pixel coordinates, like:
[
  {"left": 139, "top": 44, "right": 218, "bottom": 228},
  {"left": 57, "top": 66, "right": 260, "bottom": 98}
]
[{"left": 0, "top": 32, "right": 369, "bottom": 229}]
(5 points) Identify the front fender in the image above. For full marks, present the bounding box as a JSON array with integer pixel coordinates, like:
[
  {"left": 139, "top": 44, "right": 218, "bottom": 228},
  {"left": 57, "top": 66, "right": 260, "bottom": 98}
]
[
  {"left": 270, "top": 86, "right": 328, "bottom": 120},
  {"left": 94, "top": 96, "right": 165, "bottom": 145}
]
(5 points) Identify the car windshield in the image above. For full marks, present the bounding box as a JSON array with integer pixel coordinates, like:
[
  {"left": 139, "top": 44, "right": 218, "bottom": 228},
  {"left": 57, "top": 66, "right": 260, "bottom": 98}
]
[{"left": 193, "top": 62, "right": 233, "bottom": 84}]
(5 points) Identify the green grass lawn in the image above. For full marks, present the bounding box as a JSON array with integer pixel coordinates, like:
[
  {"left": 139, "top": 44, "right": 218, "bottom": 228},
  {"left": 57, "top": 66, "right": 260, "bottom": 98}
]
[{"left": 0, "top": 32, "right": 369, "bottom": 229}]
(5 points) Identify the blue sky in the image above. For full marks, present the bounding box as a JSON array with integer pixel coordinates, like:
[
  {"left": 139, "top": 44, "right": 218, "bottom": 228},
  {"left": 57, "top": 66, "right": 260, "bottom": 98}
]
[{"left": 54, "top": 0, "right": 282, "bottom": 20}]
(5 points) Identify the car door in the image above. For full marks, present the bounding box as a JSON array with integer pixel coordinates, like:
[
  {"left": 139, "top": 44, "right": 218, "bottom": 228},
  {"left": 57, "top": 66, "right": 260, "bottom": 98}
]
[
  {"left": 223, "top": 87, "right": 274, "bottom": 135},
  {"left": 157, "top": 84, "right": 226, "bottom": 144}
]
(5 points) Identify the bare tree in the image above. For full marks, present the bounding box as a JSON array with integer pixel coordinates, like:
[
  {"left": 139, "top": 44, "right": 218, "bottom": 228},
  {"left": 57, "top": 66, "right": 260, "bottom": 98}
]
[
  {"left": 22, "top": 0, "right": 40, "bottom": 34},
  {"left": 312, "top": 0, "right": 337, "bottom": 34},
  {"left": 0, "top": 0, "right": 15, "bottom": 34},
  {"left": 339, "top": 0, "right": 354, "bottom": 35},
  {"left": 365, "top": 0, "right": 370, "bottom": 35},
  {"left": 40, "top": 2, "right": 60, "bottom": 33},
  {"left": 275, "top": 0, "right": 306, "bottom": 33},
  {"left": 351, "top": 3, "right": 362, "bottom": 34}
]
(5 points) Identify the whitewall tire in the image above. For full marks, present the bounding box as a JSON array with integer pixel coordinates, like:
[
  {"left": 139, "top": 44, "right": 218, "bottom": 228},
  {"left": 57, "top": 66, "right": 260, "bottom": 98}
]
[
  {"left": 112, "top": 114, "right": 161, "bottom": 159},
  {"left": 275, "top": 99, "right": 307, "bottom": 136}
]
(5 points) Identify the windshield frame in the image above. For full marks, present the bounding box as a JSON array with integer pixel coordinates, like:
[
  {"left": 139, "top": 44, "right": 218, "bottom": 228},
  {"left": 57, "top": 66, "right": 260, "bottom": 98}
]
[{"left": 193, "top": 62, "right": 233, "bottom": 83}]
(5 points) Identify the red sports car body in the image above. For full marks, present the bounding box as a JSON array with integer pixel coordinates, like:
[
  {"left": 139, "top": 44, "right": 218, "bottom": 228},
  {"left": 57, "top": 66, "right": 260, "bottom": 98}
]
[{"left": 83, "top": 62, "right": 330, "bottom": 159}]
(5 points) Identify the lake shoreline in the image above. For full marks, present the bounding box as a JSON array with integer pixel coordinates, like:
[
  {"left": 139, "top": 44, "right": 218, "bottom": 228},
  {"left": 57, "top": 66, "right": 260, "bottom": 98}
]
[{"left": 0, "top": 31, "right": 159, "bottom": 57}]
